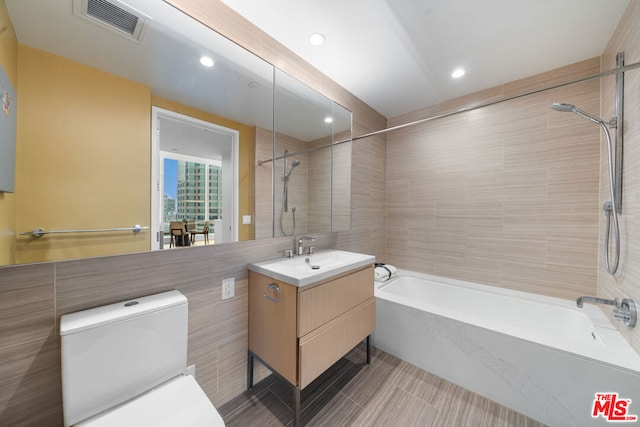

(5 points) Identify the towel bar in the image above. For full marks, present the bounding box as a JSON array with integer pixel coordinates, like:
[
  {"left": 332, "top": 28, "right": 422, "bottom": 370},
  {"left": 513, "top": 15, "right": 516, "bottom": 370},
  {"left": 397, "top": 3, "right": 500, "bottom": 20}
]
[{"left": 20, "top": 225, "right": 149, "bottom": 238}]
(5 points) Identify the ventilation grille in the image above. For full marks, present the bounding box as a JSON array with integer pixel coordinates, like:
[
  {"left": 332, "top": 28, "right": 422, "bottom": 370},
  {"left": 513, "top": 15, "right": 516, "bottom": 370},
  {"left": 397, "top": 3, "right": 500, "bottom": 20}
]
[
  {"left": 87, "top": 0, "right": 138, "bottom": 35},
  {"left": 74, "top": 0, "right": 146, "bottom": 42}
]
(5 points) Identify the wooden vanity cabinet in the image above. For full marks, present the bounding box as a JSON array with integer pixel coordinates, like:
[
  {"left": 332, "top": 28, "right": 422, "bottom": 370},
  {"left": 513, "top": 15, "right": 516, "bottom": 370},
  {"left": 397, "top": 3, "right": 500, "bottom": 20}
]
[{"left": 248, "top": 265, "right": 375, "bottom": 425}]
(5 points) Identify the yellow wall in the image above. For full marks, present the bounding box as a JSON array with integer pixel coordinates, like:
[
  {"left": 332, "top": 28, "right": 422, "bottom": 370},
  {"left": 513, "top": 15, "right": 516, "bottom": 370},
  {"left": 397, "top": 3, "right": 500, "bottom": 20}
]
[
  {"left": 0, "top": 0, "right": 17, "bottom": 265},
  {"left": 152, "top": 97, "right": 255, "bottom": 241},
  {"left": 15, "top": 46, "right": 151, "bottom": 263},
  {"left": 12, "top": 44, "right": 256, "bottom": 265}
]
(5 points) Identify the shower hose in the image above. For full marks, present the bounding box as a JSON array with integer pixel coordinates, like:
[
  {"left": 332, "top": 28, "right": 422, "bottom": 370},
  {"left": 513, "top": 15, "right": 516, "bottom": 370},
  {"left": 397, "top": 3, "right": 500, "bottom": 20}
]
[{"left": 601, "top": 121, "right": 620, "bottom": 275}]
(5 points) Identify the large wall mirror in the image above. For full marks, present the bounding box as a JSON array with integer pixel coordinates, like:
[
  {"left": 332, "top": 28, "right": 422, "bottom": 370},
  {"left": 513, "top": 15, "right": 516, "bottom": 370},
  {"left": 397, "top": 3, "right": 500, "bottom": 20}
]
[
  {"left": 255, "top": 70, "right": 352, "bottom": 239},
  {"left": 1, "top": 0, "right": 352, "bottom": 266}
]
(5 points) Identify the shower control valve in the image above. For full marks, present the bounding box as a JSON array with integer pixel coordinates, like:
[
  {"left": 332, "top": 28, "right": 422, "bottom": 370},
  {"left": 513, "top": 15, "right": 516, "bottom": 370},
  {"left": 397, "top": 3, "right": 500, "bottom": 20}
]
[{"left": 613, "top": 298, "right": 637, "bottom": 328}]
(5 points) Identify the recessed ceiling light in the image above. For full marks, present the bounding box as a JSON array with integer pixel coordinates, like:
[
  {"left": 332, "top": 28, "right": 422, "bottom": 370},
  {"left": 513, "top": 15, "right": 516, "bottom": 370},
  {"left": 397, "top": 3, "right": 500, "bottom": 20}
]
[
  {"left": 309, "top": 33, "right": 325, "bottom": 46},
  {"left": 324, "top": 116, "right": 333, "bottom": 124},
  {"left": 200, "top": 56, "right": 214, "bottom": 67},
  {"left": 451, "top": 68, "right": 465, "bottom": 79}
]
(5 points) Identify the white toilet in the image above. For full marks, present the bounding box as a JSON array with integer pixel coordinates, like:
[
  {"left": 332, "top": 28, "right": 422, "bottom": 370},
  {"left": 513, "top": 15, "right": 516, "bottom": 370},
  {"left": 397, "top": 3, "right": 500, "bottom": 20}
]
[{"left": 60, "top": 290, "right": 225, "bottom": 426}]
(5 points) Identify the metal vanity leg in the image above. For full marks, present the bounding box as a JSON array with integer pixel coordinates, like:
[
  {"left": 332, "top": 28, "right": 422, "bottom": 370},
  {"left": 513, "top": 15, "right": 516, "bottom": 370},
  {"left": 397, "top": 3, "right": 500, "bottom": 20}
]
[
  {"left": 366, "top": 335, "right": 371, "bottom": 364},
  {"left": 293, "top": 385, "right": 301, "bottom": 426},
  {"left": 247, "top": 352, "right": 254, "bottom": 390}
]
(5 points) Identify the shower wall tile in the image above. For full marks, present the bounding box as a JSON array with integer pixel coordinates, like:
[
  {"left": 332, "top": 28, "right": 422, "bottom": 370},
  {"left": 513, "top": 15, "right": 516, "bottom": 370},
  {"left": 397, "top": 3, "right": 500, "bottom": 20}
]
[
  {"left": 436, "top": 201, "right": 503, "bottom": 233},
  {"left": 254, "top": 127, "right": 274, "bottom": 240},
  {"left": 386, "top": 58, "right": 602, "bottom": 300},
  {"left": 332, "top": 137, "right": 353, "bottom": 232},
  {"left": 503, "top": 57, "right": 600, "bottom": 98},
  {"left": 308, "top": 136, "right": 333, "bottom": 233},
  {"left": 271, "top": 132, "right": 309, "bottom": 238},
  {"left": 600, "top": 0, "right": 640, "bottom": 354}
]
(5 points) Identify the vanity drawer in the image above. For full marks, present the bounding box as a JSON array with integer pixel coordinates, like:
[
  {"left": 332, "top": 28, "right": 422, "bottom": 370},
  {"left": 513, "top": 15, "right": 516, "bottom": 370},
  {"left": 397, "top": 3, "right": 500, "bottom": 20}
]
[
  {"left": 297, "top": 265, "right": 373, "bottom": 337},
  {"left": 298, "top": 297, "right": 375, "bottom": 388}
]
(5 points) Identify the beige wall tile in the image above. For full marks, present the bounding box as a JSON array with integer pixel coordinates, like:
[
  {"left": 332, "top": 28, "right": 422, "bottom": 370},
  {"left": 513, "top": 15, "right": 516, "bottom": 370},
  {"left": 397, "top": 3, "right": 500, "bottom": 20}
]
[
  {"left": 0, "top": 263, "right": 54, "bottom": 348},
  {"left": 0, "top": 335, "right": 62, "bottom": 426},
  {"left": 6, "top": 1, "right": 639, "bottom": 424},
  {"left": 55, "top": 246, "right": 215, "bottom": 318},
  {"left": 386, "top": 61, "right": 602, "bottom": 299},
  {"left": 599, "top": 0, "right": 640, "bottom": 353}
]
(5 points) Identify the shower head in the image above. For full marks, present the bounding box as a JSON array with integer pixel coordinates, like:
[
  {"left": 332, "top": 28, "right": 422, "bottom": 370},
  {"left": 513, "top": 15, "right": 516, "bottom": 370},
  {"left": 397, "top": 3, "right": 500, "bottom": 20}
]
[
  {"left": 551, "top": 102, "right": 576, "bottom": 112},
  {"left": 550, "top": 102, "right": 606, "bottom": 126},
  {"left": 285, "top": 160, "right": 301, "bottom": 179}
]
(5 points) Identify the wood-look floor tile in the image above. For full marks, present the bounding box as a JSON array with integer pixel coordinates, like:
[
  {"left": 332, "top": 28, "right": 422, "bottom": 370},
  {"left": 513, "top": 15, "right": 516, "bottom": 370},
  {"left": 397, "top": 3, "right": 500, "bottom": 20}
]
[
  {"left": 224, "top": 347, "right": 547, "bottom": 427},
  {"left": 494, "top": 405, "right": 548, "bottom": 427},
  {"left": 356, "top": 385, "right": 439, "bottom": 426},
  {"left": 388, "top": 358, "right": 454, "bottom": 408},
  {"left": 332, "top": 347, "right": 398, "bottom": 408},
  {"left": 269, "top": 356, "right": 358, "bottom": 411},
  {"left": 431, "top": 384, "right": 499, "bottom": 427},
  {"left": 431, "top": 384, "right": 545, "bottom": 427},
  {"left": 222, "top": 388, "right": 293, "bottom": 427},
  {"left": 303, "top": 387, "right": 369, "bottom": 427}
]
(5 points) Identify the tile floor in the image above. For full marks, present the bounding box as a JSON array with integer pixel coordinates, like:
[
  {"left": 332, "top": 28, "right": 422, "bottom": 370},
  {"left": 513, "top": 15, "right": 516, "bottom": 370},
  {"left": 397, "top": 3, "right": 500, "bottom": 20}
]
[{"left": 219, "top": 344, "right": 546, "bottom": 426}]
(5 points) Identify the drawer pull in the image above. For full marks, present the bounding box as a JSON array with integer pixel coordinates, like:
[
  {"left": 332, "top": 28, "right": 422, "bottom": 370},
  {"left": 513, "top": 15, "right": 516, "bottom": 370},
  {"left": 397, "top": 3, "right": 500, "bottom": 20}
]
[{"left": 263, "top": 283, "right": 280, "bottom": 303}]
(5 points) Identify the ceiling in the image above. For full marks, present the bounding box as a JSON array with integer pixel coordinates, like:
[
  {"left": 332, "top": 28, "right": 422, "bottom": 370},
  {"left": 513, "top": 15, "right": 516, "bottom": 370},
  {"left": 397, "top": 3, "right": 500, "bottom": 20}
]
[
  {"left": 6, "top": 0, "right": 631, "bottom": 129},
  {"left": 5, "top": 0, "right": 349, "bottom": 143},
  {"left": 6, "top": 0, "right": 275, "bottom": 135},
  {"left": 220, "top": 0, "right": 631, "bottom": 118}
]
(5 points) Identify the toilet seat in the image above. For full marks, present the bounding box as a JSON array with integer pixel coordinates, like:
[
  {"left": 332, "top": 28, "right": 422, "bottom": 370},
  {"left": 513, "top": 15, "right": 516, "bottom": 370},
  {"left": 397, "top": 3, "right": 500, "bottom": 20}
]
[{"left": 76, "top": 375, "right": 225, "bottom": 426}]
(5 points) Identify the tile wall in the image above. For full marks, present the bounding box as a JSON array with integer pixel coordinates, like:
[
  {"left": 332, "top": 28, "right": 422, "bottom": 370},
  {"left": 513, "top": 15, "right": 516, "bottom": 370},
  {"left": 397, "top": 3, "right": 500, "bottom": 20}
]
[
  {"left": 271, "top": 132, "right": 310, "bottom": 238},
  {"left": 3, "top": 0, "right": 640, "bottom": 425},
  {"left": 385, "top": 57, "right": 602, "bottom": 300},
  {"left": 599, "top": 0, "right": 640, "bottom": 353},
  {"left": 0, "top": 1, "right": 387, "bottom": 424}
]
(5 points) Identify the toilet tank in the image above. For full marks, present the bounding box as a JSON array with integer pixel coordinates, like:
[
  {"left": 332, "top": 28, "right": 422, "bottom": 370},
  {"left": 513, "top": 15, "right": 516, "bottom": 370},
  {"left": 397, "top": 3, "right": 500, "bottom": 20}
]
[{"left": 60, "top": 290, "right": 188, "bottom": 427}]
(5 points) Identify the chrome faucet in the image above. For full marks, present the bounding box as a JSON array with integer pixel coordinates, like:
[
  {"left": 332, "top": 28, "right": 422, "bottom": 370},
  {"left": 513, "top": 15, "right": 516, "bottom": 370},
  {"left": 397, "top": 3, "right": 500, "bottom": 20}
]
[
  {"left": 576, "top": 296, "right": 637, "bottom": 328},
  {"left": 296, "top": 235, "right": 315, "bottom": 256},
  {"left": 576, "top": 296, "right": 619, "bottom": 308}
]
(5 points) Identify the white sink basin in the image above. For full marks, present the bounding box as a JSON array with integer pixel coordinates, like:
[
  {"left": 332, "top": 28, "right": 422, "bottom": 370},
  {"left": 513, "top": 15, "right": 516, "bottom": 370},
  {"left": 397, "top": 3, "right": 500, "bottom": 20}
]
[{"left": 249, "top": 250, "right": 375, "bottom": 286}]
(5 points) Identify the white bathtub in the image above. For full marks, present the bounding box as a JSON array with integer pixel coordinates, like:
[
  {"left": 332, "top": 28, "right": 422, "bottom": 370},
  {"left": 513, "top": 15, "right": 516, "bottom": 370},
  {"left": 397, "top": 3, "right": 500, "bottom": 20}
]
[{"left": 374, "top": 270, "right": 640, "bottom": 427}]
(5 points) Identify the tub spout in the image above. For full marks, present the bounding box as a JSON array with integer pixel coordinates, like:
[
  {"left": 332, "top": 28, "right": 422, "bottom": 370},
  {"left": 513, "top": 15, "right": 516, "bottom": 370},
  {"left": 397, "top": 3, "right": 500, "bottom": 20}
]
[{"left": 576, "top": 296, "right": 619, "bottom": 309}]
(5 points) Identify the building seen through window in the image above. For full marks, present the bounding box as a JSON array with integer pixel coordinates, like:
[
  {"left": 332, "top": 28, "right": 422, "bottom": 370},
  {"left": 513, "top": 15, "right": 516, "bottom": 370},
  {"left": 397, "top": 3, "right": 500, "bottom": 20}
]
[{"left": 163, "top": 158, "right": 222, "bottom": 231}]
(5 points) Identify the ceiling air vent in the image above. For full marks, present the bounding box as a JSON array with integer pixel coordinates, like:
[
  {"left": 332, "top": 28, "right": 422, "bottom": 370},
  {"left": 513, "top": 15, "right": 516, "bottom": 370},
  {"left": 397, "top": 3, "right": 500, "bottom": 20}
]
[{"left": 73, "top": 0, "right": 147, "bottom": 42}]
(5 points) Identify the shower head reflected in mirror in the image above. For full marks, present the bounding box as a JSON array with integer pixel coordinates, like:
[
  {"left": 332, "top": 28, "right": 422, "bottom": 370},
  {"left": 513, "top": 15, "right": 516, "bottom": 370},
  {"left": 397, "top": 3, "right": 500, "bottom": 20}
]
[{"left": 285, "top": 160, "right": 301, "bottom": 180}]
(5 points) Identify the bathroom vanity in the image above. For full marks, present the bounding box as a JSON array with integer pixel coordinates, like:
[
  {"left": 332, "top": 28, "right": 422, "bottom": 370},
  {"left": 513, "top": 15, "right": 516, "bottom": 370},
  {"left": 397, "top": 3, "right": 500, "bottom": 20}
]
[{"left": 248, "top": 250, "right": 375, "bottom": 426}]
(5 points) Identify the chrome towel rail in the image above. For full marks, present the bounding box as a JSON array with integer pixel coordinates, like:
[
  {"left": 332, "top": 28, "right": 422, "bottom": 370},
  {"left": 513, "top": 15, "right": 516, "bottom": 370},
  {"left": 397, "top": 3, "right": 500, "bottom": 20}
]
[{"left": 20, "top": 225, "right": 148, "bottom": 238}]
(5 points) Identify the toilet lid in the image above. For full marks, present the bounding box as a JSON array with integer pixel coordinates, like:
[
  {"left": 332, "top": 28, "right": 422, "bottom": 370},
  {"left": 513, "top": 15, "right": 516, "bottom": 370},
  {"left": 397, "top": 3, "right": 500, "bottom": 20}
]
[{"left": 76, "top": 375, "right": 225, "bottom": 427}]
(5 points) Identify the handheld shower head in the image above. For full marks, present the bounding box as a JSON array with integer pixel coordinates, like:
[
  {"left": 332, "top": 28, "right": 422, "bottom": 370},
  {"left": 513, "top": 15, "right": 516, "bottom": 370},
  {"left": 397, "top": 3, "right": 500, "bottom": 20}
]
[
  {"left": 285, "top": 160, "right": 301, "bottom": 179},
  {"left": 551, "top": 102, "right": 576, "bottom": 112},
  {"left": 551, "top": 101, "right": 620, "bottom": 275},
  {"left": 550, "top": 102, "right": 605, "bottom": 126}
]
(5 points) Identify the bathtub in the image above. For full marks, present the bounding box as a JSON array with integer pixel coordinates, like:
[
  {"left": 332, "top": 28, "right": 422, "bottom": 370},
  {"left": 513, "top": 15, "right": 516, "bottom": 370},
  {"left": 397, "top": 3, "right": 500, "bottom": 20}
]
[{"left": 374, "top": 270, "right": 640, "bottom": 427}]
